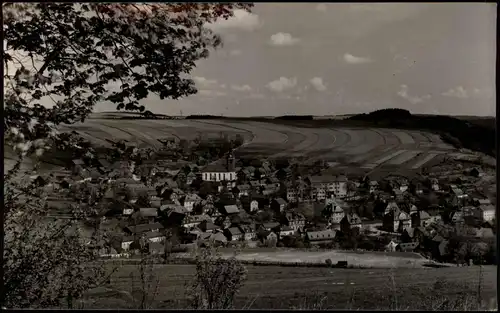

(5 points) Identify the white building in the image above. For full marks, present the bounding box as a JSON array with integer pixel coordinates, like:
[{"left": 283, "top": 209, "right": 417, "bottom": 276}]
[
  {"left": 286, "top": 189, "right": 298, "bottom": 202},
  {"left": 201, "top": 151, "right": 237, "bottom": 183},
  {"left": 309, "top": 175, "right": 348, "bottom": 198},
  {"left": 479, "top": 204, "right": 495, "bottom": 222},
  {"left": 183, "top": 193, "right": 202, "bottom": 212},
  {"left": 250, "top": 200, "right": 259, "bottom": 212}
]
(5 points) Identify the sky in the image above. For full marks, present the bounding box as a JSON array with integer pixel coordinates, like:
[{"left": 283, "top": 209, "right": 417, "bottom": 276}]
[{"left": 98, "top": 3, "right": 495, "bottom": 117}]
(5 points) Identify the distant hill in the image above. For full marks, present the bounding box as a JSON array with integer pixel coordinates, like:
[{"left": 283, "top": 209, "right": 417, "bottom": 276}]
[
  {"left": 90, "top": 111, "right": 172, "bottom": 119},
  {"left": 348, "top": 109, "right": 495, "bottom": 157}
]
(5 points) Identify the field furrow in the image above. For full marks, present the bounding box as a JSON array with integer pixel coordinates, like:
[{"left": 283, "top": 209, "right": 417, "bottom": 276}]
[
  {"left": 386, "top": 150, "right": 423, "bottom": 165},
  {"left": 411, "top": 153, "right": 440, "bottom": 169},
  {"left": 61, "top": 117, "right": 465, "bottom": 171},
  {"left": 391, "top": 130, "right": 415, "bottom": 144}
]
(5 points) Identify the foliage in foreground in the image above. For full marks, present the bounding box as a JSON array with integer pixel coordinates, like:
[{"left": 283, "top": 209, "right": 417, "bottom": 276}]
[
  {"left": 187, "top": 247, "right": 248, "bottom": 309},
  {"left": 3, "top": 165, "right": 110, "bottom": 308},
  {"left": 2, "top": 2, "right": 252, "bottom": 308}
]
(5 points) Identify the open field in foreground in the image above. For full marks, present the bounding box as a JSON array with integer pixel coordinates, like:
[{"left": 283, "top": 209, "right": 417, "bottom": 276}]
[
  {"left": 83, "top": 264, "right": 497, "bottom": 310},
  {"left": 62, "top": 116, "right": 465, "bottom": 172},
  {"left": 172, "top": 249, "right": 430, "bottom": 269}
]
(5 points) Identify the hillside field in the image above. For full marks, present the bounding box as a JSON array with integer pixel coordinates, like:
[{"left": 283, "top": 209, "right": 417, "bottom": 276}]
[{"left": 61, "top": 115, "right": 465, "bottom": 174}]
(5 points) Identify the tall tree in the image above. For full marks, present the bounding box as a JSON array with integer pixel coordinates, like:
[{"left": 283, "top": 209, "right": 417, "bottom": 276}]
[{"left": 3, "top": 3, "right": 253, "bottom": 309}]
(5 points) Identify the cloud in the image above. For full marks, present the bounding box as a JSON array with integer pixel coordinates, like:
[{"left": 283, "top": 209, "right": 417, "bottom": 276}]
[
  {"left": 442, "top": 86, "right": 468, "bottom": 98},
  {"left": 316, "top": 3, "right": 328, "bottom": 12},
  {"left": 229, "top": 49, "right": 242, "bottom": 56},
  {"left": 193, "top": 76, "right": 218, "bottom": 88},
  {"left": 217, "top": 49, "right": 243, "bottom": 57},
  {"left": 310, "top": 77, "right": 327, "bottom": 91},
  {"left": 349, "top": 4, "right": 385, "bottom": 12},
  {"left": 231, "top": 84, "right": 252, "bottom": 91},
  {"left": 198, "top": 90, "right": 227, "bottom": 97},
  {"left": 207, "top": 9, "right": 261, "bottom": 32},
  {"left": 248, "top": 93, "right": 265, "bottom": 99},
  {"left": 269, "top": 32, "right": 300, "bottom": 46},
  {"left": 343, "top": 53, "right": 372, "bottom": 64},
  {"left": 267, "top": 77, "right": 297, "bottom": 92},
  {"left": 397, "top": 84, "right": 431, "bottom": 104}
]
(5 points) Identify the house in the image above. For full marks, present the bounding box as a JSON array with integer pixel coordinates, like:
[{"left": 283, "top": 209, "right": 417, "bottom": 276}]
[
  {"left": 125, "top": 222, "right": 164, "bottom": 235},
  {"left": 478, "top": 203, "right": 495, "bottom": 222},
  {"left": 239, "top": 224, "right": 257, "bottom": 241},
  {"left": 165, "top": 178, "right": 178, "bottom": 189},
  {"left": 308, "top": 175, "right": 348, "bottom": 198},
  {"left": 138, "top": 207, "right": 158, "bottom": 219},
  {"left": 163, "top": 206, "right": 188, "bottom": 226},
  {"left": 409, "top": 204, "right": 418, "bottom": 215},
  {"left": 473, "top": 197, "right": 492, "bottom": 206},
  {"left": 222, "top": 204, "right": 240, "bottom": 215},
  {"left": 430, "top": 178, "right": 440, "bottom": 191},
  {"left": 262, "top": 188, "right": 277, "bottom": 197},
  {"left": 271, "top": 198, "right": 288, "bottom": 213},
  {"left": 428, "top": 209, "right": 443, "bottom": 224},
  {"left": 340, "top": 213, "right": 362, "bottom": 234},
  {"left": 183, "top": 214, "right": 211, "bottom": 229},
  {"left": 259, "top": 222, "right": 280, "bottom": 232},
  {"left": 160, "top": 203, "right": 186, "bottom": 213},
  {"left": 198, "top": 220, "right": 221, "bottom": 233},
  {"left": 311, "top": 187, "right": 327, "bottom": 201},
  {"left": 145, "top": 231, "right": 166, "bottom": 243},
  {"left": 393, "top": 189, "right": 405, "bottom": 201},
  {"left": 121, "top": 236, "right": 136, "bottom": 251},
  {"left": 278, "top": 225, "right": 295, "bottom": 237},
  {"left": 281, "top": 212, "right": 306, "bottom": 232},
  {"left": 249, "top": 180, "right": 261, "bottom": 189},
  {"left": 97, "top": 158, "right": 111, "bottom": 169},
  {"left": 186, "top": 172, "right": 197, "bottom": 185},
  {"left": 286, "top": 187, "right": 299, "bottom": 202},
  {"left": 449, "top": 211, "right": 465, "bottom": 224},
  {"left": 384, "top": 201, "right": 400, "bottom": 215},
  {"left": 201, "top": 151, "right": 237, "bottom": 183},
  {"left": 257, "top": 230, "right": 278, "bottom": 245},
  {"left": 305, "top": 230, "right": 336, "bottom": 245},
  {"left": 323, "top": 200, "right": 345, "bottom": 224},
  {"left": 399, "top": 179, "right": 409, "bottom": 192},
  {"left": 236, "top": 184, "right": 251, "bottom": 198},
  {"left": 385, "top": 240, "right": 398, "bottom": 252},
  {"left": 475, "top": 227, "right": 495, "bottom": 239},
  {"left": 396, "top": 242, "right": 419, "bottom": 252},
  {"left": 215, "top": 216, "right": 232, "bottom": 229},
  {"left": 199, "top": 232, "right": 227, "bottom": 247},
  {"left": 183, "top": 194, "right": 202, "bottom": 212},
  {"left": 383, "top": 209, "right": 410, "bottom": 233},
  {"left": 250, "top": 200, "right": 259, "bottom": 212},
  {"left": 150, "top": 199, "right": 162, "bottom": 208},
  {"left": 169, "top": 189, "right": 184, "bottom": 203},
  {"left": 149, "top": 242, "right": 165, "bottom": 255},
  {"left": 411, "top": 211, "right": 431, "bottom": 228},
  {"left": 123, "top": 207, "right": 135, "bottom": 216},
  {"left": 369, "top": 180, "right": 379, "bottom": 194},
  {"left": 224, "top": 227, "right": 243, "bottom": 241},
  {"left": 410, "top": 180, "right": 424, "bottom": 195}
]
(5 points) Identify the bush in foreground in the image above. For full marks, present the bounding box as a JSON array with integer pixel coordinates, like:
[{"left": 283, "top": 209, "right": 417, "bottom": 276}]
[{"left": 187, "top": 247, "right": 247, "bottom": 309}]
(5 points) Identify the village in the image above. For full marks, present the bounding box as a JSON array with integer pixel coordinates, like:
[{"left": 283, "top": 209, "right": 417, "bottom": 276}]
[{"left": 40, "top": 134, "right": 496, "bottom": 266}]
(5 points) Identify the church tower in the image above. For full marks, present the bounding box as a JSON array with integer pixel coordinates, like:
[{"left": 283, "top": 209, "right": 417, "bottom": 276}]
[{"left": 226, "top": 149, "right": 236, "bottom": 171}]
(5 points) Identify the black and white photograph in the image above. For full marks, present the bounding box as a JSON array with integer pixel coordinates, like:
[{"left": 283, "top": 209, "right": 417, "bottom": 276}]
[{"left": 3, "top": 2, "right": 497, "bottom": 310}]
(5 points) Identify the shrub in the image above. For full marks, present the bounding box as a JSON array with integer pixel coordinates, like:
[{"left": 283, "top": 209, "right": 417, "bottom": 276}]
[{"left": 187, "top": 247, "right": 247, "bottom": 309}]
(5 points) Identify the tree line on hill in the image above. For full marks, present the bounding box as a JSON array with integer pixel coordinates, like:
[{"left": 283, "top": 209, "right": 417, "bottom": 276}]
[{"left": 347, "top": 109, "right": 495, "bottom": 157}]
